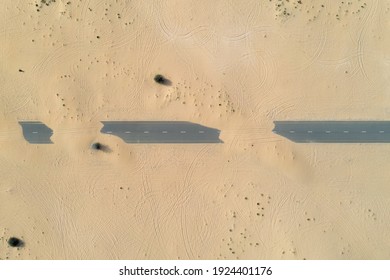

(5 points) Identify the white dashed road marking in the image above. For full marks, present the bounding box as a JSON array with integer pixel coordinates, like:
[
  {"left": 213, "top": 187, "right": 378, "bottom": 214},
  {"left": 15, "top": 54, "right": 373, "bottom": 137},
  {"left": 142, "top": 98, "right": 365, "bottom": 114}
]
[
  {"left": 180, "top": 131, "right": 186, "bottom": 134},
  {"left": 144, "top": 131, "right": 149, "bottom": 134},
  {"left": 307, "top": 130, "right": 313, "bottom": 133},
  {"left": 289, "top": 130, "right": 295, "bottom": 133},
  {"left": 361, "top": 131, "right": 367, "bottom": 133},
  {"left": 125, "top": 131, "right": 131, "bottom": 134},
  {"left": 162, "top": 131, "right": 168, "bottom": 134},
  {"left": 32, "top": 131, "right": 38, "bottom": 134},
  {"left": 325, "top": 131, "right": 331, "bottom": 133},
  {"left": 343, "top": 131, "right": 349, "bottom": 133},
  {"left": 199, "top": 131, "right": 205, "bottom": 134},
  {"left": 379, "top": 131, "right": 385, "bottom": 133},
  {"left": 106, "top": 131, "right": 112, "bottom": 134}
]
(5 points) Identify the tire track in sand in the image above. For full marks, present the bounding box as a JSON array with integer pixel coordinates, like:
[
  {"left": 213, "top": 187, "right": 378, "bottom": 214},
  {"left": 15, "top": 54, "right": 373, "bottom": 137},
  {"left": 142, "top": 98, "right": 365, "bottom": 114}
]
[{"left": 178, "top": 145, "right": 212, "bottom": 259}]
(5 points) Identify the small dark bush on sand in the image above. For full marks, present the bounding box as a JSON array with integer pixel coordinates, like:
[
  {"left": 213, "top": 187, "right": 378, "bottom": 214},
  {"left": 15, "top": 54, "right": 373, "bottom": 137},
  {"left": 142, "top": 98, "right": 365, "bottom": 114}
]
[
  {"left": 154, "top": 74, "right": 171, "bottom": 86},
  {"left": 91, "top": 142, "right": 111, "bottom": 152},
  {"left": 91, "top": 142, "right": 102, "bottom": 150},
  {"left": 8, "top": 237, "right": 24, "bottom": 248}
]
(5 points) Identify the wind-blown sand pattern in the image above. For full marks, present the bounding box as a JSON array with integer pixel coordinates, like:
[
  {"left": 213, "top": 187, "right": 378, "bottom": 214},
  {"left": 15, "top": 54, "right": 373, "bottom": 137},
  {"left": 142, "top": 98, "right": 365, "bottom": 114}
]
[{"left": 1, "top": 0, "right": 390, "bottom": 259}]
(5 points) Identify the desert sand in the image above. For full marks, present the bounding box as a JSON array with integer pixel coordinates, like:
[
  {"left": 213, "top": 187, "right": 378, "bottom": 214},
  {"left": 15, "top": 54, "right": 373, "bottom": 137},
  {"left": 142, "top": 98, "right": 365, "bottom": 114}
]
[{"left": 1, "top": 0, "right": 390, "bottom": 259}]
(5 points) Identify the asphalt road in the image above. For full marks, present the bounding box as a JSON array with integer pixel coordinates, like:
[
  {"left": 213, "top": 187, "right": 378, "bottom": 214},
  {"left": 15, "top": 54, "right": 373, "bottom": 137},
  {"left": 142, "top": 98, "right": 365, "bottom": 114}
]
[
  {"left": 273, "top": 121, "right": 390, "bottom": 143},
  {"left": 100, "top": 121, "right": 223, "bottom": 143},
  {"left": 19, "top": 121, "right": 53, "bottom": 144}
]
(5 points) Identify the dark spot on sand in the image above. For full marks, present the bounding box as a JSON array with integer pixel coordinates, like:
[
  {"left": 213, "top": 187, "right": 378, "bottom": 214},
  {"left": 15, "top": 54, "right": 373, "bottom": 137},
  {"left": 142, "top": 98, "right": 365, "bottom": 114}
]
[
  {"left": 8, "top": 237, "right": 24, "bottom": 248},
  {"left": 91, "top": 142, "right": 111, "bottom": 152},
  {"left": 154, "top": 74, "right": 172, "bottom": 86}
]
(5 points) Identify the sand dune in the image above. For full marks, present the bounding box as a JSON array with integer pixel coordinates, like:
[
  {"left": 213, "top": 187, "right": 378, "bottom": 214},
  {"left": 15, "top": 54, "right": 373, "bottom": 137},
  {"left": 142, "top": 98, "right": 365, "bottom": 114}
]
[{"left": 1, "top": 0, "right": 390, "bottom": 259}]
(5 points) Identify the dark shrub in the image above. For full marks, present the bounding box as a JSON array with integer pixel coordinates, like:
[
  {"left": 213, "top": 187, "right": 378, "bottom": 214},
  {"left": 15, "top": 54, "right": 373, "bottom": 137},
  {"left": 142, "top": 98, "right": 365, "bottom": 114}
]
[
  {"left": 91, "top": 142, "right": 102, "bottom": 150},
  {"left": 8, "top": 237, "right": 24, "bottom": 248},
  {"left": 91, "top": 142, "right": 111, "bottom": 152},
  {"left": 154, "top": 74, "right": 171, "bottom": 85}
]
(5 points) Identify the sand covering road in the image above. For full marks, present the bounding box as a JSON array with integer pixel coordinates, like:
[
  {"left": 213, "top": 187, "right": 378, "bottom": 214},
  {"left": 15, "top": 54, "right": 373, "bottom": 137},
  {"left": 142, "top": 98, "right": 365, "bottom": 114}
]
[{"left": 0, "top": 0, "right": 390, "bottom": 259}]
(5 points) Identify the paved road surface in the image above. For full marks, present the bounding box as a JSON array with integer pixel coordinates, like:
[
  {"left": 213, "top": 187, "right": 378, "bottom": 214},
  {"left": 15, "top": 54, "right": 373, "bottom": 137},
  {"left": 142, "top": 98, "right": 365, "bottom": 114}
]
[
  {"left": 100, "top": 121, "right": 223, "bottom": 143},
  {"left": 19, "top": 121, "right": 53, "bottom": 144},
  {"left": 273, "top": 121, "right": 390, "bottom": 143}
]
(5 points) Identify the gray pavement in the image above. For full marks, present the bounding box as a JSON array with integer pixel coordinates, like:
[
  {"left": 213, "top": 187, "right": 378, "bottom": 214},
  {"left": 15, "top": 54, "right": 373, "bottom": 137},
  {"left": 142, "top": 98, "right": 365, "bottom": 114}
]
[
  {"left": 100, "top": 121, "right": 223, "bottom": 143},
  {"left": 19, "top": 121, "right": 53, "bottom": 144},
  {"left": 273, "top": 121, "right": 390, "bottom": 143}
]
